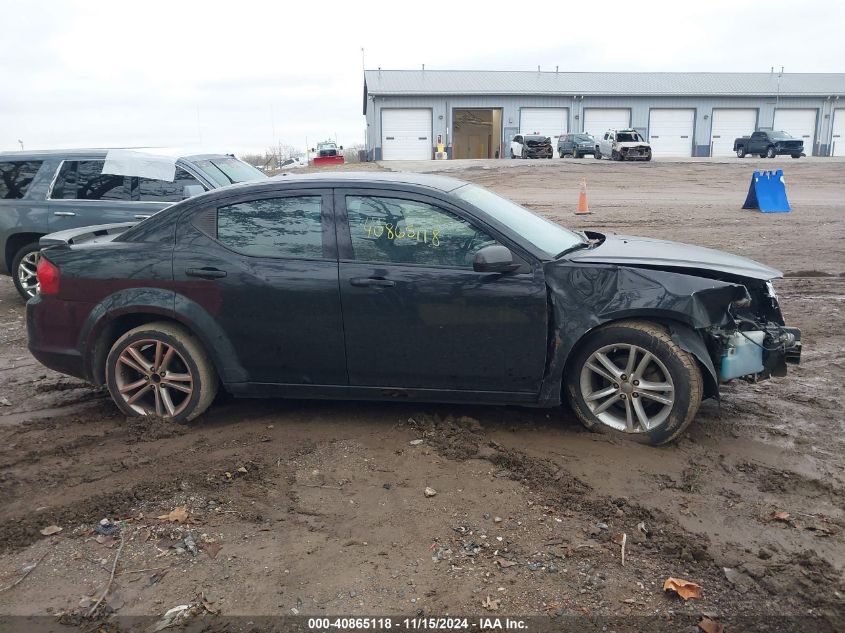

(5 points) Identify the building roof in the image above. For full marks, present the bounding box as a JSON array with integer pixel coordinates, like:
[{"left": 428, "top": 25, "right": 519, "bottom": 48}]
[{"left": 364, "top": 70, "right": 845, "bottom": 98}]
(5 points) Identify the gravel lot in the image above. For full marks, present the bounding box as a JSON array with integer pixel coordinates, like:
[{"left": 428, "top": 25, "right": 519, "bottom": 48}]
[{"left": 0, "top": 158, "right": 842, "bottom": 631}]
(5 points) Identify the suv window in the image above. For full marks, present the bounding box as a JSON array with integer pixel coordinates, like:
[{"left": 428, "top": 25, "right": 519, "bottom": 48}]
[
  {"left": 0, "top": 161, "right": 43, "bottom": 199},
  {"left": 135, "top": 167, "right": 205, "bottom": 202},
  {"left": 51, "top": 160, "right": 129, "bottom": 201},
  {"left": 217, "top": 195, "right": 323, "bottom": 259},
  {"left": 345, "top": 195, "right": 497, "bottom": 268}
]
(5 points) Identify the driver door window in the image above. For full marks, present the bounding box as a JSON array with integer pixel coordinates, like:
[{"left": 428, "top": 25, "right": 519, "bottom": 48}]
[{"left": 345, "top": 195, "right": 497, "bottom": 268}]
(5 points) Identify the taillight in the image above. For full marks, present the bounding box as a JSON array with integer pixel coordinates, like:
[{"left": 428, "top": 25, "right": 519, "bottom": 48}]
[{"left": 36, "top": 256, "right": 60, "bottom": 295}]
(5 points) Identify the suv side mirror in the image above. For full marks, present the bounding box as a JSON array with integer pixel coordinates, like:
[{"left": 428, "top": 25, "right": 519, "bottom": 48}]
[
  {"left": 339, "top": 145, "right": 344, "bottom": 150},
  {"left": 473, "top": 245, "right": 520, "bottom": 273},
  {"left": 182, "top": 185, "right": 205, "bottom": 199}
]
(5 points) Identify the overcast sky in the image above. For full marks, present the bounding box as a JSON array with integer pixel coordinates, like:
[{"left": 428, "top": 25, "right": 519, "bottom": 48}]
[{"left": 2, "top": 0, "right": 843, "bottom": 155}]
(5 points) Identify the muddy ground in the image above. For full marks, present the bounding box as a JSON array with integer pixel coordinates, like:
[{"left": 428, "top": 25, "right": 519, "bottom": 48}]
[{"left": 0, "top": 158, "right": 843, "bottom": 632}]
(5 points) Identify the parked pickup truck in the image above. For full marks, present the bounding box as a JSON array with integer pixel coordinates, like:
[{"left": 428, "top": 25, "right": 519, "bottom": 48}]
[{"left": 734, "top": 130, "right": 804, "bottom": 159}]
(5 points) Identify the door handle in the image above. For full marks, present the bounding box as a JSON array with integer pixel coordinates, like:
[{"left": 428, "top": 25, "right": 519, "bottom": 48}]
[
  {"left": 186, "top": 267, "right": 227, "bottom": 279},
  {"left": 350, "top": 276, "right": 395, "bottom": 288},
  {"left": 53, "top": 211, "right": 76, "bottom": 217},
  {"left": 134, "top": 214, "right": 152, "bottom": 220}
]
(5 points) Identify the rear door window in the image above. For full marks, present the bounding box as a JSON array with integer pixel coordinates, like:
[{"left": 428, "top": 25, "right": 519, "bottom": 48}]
[
  {"left": 50, "top": 160, "right": 129, "bottom": 201},
  {"left": 0, "top": 161, "right": 43, "bottom": 199},
  {"left": 215, "top": 195, "right": 325, "bottom": 259},
  {"left": 135, "top": 168, "right": 206, "bottom": 202}
]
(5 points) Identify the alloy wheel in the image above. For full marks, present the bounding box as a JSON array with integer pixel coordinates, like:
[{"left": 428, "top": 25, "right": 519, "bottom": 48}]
[
  {"left": 18, "top": 251, "right": 40, "bottom": 297},
  {"left": 579, "top": 343, "right": 675, "bottom": 433},
  {"left": 114, "top": 339, "right": 194, "bottom": 417}
]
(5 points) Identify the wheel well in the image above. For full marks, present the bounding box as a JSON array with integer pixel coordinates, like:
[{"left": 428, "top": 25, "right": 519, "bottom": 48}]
[
  {"left": 561, "top": 317, "right": 718, "bottom": 401},
  {"left": 5, "top": 233, "right": 43, "bottom": 271},
  {"left": 91, "top": 313, "right": 187, "bottom": 386}
]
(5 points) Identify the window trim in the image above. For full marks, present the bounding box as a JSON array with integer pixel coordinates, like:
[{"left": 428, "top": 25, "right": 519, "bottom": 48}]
[
  {"left": 333, "top": 188, "right": 534, "bottom": 271},
  {"left": 189, "top": 189, "right": 336, "bottom": 262}
]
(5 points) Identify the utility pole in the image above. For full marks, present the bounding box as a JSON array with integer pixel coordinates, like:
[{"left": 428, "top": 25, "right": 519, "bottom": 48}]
[
  {"left": 775, "top": 66, "right": 783, "bottom": 110},
  {"left": 17, "top": 139, "right": 24, "bottom": 150},
  {"left": 362, "top": 47, "right": 368, "bottom": 155}
]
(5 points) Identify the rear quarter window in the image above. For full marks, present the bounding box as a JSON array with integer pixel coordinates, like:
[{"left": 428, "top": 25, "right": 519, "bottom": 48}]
[{"left": 0, "top": 161, "right": 43, "bottom": 199}]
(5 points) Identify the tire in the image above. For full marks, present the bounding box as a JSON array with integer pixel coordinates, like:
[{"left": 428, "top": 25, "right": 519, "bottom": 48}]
[
  {"left": 736, "top": 147, "right": 746, "bottom": 158},
  {"left": 791, "top": 154, "right": 801, "bottom": 159},
  {"left": 11, "top": 242, "right": 42, "bottom": 300},
  {"left": 510, "top": 149, "right": 515, "bottom": 159},
  {"left": 759, "top": 153, "right": 766, "bottom": 158},
  {"left": 564, "top": 320, "right": 703, "bottom": 446},
  {"left": 766, "top": 146, "right": 777, "bottom": 159},
  {"left": 559, "top": 150, "right": 565, "bottom": 158},
  {"left": 521, "top": 149, "right": 527, "bottom": 159},
  {"left": 612, "top": 150, "right": 623, "bottom": 161},
  {"left": 105, "top": 322, "right": 218, "bottom": 423},
  {"left": 644, "top": 153, "right": 652, "bottom": 162},
  {"left": 594, "top": 149, "right": 602, "bottom": 160}
]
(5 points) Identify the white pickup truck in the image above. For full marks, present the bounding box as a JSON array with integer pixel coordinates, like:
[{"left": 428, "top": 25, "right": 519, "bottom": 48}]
[{"left": 595, "top": 129, "right": 652, "bottom": 161}]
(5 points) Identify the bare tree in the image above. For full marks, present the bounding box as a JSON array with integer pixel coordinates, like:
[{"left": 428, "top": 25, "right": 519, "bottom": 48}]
[{"left": 342, "top": 143, "right": 367, "bottom": 164}]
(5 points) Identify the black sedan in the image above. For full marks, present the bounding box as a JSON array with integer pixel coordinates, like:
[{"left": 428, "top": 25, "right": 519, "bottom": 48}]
[{"left": 27, "top": 173, "right": 801, "bottom": 445}]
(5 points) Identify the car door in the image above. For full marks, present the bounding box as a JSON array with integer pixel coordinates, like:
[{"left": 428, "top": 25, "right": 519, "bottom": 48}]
[
  {"left": 47, "top": 159, "right": 167, "bottom": 231},
  {"left": 172, "top": 188, "right": 346, "bottom": 386},
  {"left": 599, "top": 133, "right": 610, "bottom": 155},
  {"left": 511, "top": 135, "right": 524, "bottom": 157},
  {"left": 334, "top": 189, "right": 548, "bottom": 396}
]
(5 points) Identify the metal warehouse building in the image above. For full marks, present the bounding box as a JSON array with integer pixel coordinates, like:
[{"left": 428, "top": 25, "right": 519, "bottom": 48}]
[{"left": 363, "top": 70, "right": 845, "bottom": 160}]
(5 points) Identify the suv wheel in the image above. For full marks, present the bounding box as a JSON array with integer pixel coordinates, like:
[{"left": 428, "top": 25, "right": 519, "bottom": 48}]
[
  {"left": 565, "top": 320, "right": 703, "bottom": 445},
  {"left": 12, "top": 243, "right": 42, "bottom": 300},
  {"left": 736, "top": 147, "right": 746, "bottom": 158},
  {"left": 106, "top": 322, "right": 218, "bottom": 423},
  {"left": 766, "top": 146, "right": 777, "bottom": 158}
]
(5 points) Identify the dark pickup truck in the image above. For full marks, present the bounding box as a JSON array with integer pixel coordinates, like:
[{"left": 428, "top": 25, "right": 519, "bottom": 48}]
[{"left": 734, "top": 130, "right": 804, "bottom": 159}]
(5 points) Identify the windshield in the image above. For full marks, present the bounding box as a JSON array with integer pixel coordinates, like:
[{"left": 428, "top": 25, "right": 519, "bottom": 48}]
[
  {"left": 318, "top": 143, "right": 337, "bottom": 150},
  {"left": 525, "top": 135, "right": 549, "bottom": 143},
  {"left": 770, "top": 131, "right": 795, "bottom": 140},
  {"left": 616, "top": 132, "right": 644, "bottom": 142},
  {"left": 193, "top": 157, "right": 267, "bottom": 186},
  {"left": 454, "top": 184, "right": 584, "bottom": 258},
  {"left": 574, "top": 134, "right": 592, "bottom": 142}
]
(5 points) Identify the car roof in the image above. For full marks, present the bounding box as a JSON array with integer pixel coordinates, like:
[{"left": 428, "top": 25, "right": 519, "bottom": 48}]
[
  {"left": 262, "top": 171, "right": 470, "bottom": 193},
  {"left": 0, "top": 148, "right": 235, "bottom": 162}
]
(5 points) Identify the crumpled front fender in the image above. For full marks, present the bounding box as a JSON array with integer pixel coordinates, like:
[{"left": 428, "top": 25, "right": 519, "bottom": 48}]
[{"left": 539, "top": 263, "right": 748, "bottom": 405}]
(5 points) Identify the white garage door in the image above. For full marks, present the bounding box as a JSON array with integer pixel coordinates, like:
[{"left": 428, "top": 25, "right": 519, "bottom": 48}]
[
  {"left": 381, "top": 109, "right": 432, "bottom": 160},
  {"left": 583, "top": 108, "right": 630, "bottom": 138},
  {"left": 832, "top": 109, "right": 845, "bottom": 156},
  {"left": 710, "top": 109, "right": 757, "bottom": 157},
  {"left": 773, "top": 109, "right": 817, "bottom": 156},
  {"left": 648, "top": 109, "right": 695, "bottom": 157},
  {"left": 520, "top": 108, "right": 568, "bottom": 150}
]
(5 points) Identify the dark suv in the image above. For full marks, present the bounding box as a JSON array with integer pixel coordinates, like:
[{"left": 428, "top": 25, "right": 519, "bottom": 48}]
[
  {"left": 558, "top": 133, "right": 596, "bottom": 158},
  {"left": 0, "top": 149, "right": 266, "bottom": 299}
]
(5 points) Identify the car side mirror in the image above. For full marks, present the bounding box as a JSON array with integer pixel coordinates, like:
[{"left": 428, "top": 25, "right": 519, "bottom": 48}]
[
  {"left": 182, "top": 185, "right": 205, "bottom": 199},
  {"left": 310, "top": 147, "right": 315, "bottom": 152},
  {"left": 339, "top": 145, "right": 344, "bottom": 150},
  {"left": 473, "top": 245, "right": 520, "bottom": 273}
]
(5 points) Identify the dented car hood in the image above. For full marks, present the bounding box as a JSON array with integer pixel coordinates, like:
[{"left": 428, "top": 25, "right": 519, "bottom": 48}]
[{"left": 568, "top": 234, "right": 781, "bottom": 281}]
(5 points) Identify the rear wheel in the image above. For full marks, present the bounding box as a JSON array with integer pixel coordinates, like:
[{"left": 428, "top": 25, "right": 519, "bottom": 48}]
[
  {"left": 12, "top": 243, "right": 41, "bottom": 300},
  {"left": 766, "top": 146, "right": 777, "bottom": 158},
  {"left": 106, "top": 322, "right": 218, "bottom": 423},
  {"left": 594, "top": 148, "right": 602, "bottom": 159},
  {"left": 565, "top": 320, "right": 703, "bottom": 445}
]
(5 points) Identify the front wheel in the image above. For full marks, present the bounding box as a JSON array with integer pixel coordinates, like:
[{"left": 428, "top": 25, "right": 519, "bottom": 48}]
[
  {"left": 791, "top": 154, "right": 802, "bottom": 159},
  {"left": 736, "top": 147, "right": 746, "bottom": 158},
  {"left": 106, "top": 322, "right": 218, "bottom": 423},
  {"left": 594, "top": 149, "right": 602, "bottom": 159},
  {"left": 565, "top": 320, "right": 703, "bottom": 445},
  {"left": 12, "top": 242, "right": 42, "bottom": 300},
  {"left": 766, "top": 146, "right": 777, "bottom": 158}
]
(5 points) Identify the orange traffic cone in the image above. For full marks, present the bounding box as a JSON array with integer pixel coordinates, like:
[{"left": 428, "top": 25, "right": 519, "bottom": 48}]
[{"left": 576, "top": 178, "right": 591, "bottom": 215}]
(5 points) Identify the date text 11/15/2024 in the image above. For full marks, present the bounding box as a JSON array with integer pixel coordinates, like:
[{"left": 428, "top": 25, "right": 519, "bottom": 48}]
[{"left": 306, "top": 616, "right": 529, "bottom": 630}]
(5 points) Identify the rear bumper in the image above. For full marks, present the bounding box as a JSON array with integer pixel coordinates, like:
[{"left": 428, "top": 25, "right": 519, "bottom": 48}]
[{"left": 27, "top": 294, "right": 90, "bottom": 381}]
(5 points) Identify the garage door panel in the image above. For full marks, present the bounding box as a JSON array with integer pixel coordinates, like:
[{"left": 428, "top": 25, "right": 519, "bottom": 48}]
[
  {"left": 710, "top": 109, "right": 757, "bottom": 157},
  {"left": 648, "top": 109, "right": 695, "bottom": 157},
  {"left": 773, "top": 109, "right": 817, "bottom": 156},
  {"left": 381, "top": 109, "right": 432, "bottom": 161},
  {"left": 520, "top": 108, "right": 568, "bottom": 149},
  {"left": 583, "top": 109, "right": 630, "bottom": 138},
  {"left": 832, "top": 109, "right": 845, "bottom": 157}
]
